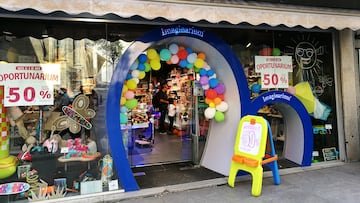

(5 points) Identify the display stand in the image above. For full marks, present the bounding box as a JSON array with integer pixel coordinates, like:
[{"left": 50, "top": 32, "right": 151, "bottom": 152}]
[{"left": 227, "top": 115, "right": 280, "bottom": 196}]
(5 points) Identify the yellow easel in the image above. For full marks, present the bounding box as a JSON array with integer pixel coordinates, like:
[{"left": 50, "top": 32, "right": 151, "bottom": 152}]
[{"left": 228, "top": 115, "right": 280, "bottom": 196}]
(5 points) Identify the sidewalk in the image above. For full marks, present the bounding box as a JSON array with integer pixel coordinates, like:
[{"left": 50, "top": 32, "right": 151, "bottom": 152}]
[{"left": 45, "top": 161, "right": 360, "bottom": 203}]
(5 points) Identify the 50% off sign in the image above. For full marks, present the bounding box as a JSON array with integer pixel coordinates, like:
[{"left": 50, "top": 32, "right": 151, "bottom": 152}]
[{"left": 5, "top": 83, "right": 54, "bottom": 107}]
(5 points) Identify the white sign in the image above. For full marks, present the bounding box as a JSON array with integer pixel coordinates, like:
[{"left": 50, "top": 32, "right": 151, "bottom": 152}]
[
  {"left": 239, "top": 121, "right": 262, "bottom": 155},
  {"left": 0, "top": 63, "right": 60, "bottom": 106},
  {"left": 255, "top": 56, "right": 292, "bottom": 88}
]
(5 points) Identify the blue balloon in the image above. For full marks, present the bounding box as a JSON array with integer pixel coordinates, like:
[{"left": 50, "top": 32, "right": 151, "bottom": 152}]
[
  {"left": 207, "top": 69, "right": 215, "bottom": 77},
  {"left": 126, "top": 73, "right": 132, "bottom": 80},
  {"left": 199, "top": 68, "right": 207, "bottom": 76},
  {"left": 186, "top": 63, "right": 194, "bottom": 69},
  {"left": 138, "top": 63, "right": 146, "bottom": 71},
  {"left": 160, "top": 48, "right": 171, "bottom": 61},
  {"left": 138, "top": 54, "right": 147, "bottom": 63},
  {"left": 120, "top": 113, "right": 128, "bottom": 124},
  {"left": 179, "top": 59, "right": 187, "bottom": 68},
  {"left": 185, "top": 47, "right": 193, "bottom": 54},
  {"left": 251, "top": 83, "right": 261, "bottom": 93},
  {"left": 120, "top": 106, "right": 128, "bottom": 113},
  {"left": 208, "top": 78, "right": 218, "bottom": 88}
]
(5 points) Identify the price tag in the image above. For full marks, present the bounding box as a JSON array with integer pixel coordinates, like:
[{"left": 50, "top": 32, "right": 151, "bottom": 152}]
[{"left": 4, "top": 83, "right": 54, "bottom": 107}]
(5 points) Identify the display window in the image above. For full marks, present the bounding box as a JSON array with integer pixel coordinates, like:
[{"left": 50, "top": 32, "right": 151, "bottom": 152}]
[{"left": 0, "top": 17, "right": 339, "bottom": 202}]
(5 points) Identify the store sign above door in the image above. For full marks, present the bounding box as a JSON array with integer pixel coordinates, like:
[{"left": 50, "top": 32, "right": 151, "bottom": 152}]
[
  {"left": 0, "top": 63, "right": 60, "bottom": 107},
  {"left": 255, "top": 56, "right": 293, "bottom": 89},
  {"left": 161, "top": 25, "right": 205, "bottom": 38}
]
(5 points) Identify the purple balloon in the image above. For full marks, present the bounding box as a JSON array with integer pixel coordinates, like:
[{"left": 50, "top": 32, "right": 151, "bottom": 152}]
[
  {"left": 214, "top": 83, "right": 225, "bottom": 94},
  {"left": 199, "top": 76, "right": 209, "bottom": 86}
]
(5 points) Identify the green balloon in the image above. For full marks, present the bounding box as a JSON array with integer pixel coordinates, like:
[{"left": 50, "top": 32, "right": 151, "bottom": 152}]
[
  {"left": 125, "top": 98, "right": 138, "bottom": 110},
  {"left": 120, "top": 113, "right": 128, "bottom": 124},
  {"left": 214, "top": 111, "right": 225, "bottom": 122},
  {"left": 272, "top": 48, "right": 281, "bottom": 56}
]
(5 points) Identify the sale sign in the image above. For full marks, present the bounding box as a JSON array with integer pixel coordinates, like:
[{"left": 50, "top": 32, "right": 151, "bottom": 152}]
[
  {"left": 0, "top": 63, "right": 60, "bottom": 106},
  {"left": 255, "top": 56, "right": 293, "bottom": 89}
]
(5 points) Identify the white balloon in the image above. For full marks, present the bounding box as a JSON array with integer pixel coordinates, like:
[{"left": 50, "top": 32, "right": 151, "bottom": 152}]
[
  {"left": 169, "top": 43, "right": 179, "bottom": 54},
  {"left": 131, "top": 70, "right": 140, "bottom": 78},
  {"left": 204, "top": 107, "right": 216, "bottom": 119},
  {"left": 187, "top": 53, "right": 197, "bottom": 63},
  {"left": 216, "top": 101, "right": 229, "bottom": 112},
  {"left": 202, "top": 84, "right": 210, "bottom": 90},
  {"left": 133, "top": 78, "right": 139, "bottom": 84}
]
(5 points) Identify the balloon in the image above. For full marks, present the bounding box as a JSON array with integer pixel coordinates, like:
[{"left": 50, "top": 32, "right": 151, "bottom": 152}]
[
  {"left": 205, "top": 97, "right": 213, "bottom": 104},
  {"left": 138, "top": 71, "right": 146, "bottom": 79},
  {"left": 133, "top": 78, "right": 139, "bottom": 84},
  {"left": 186, "top": 63, "right": 194, "bottom": 69},
  {"left": 177, "top": 49, "right": 188, "bottom": 60},
  {"left": 194, "top": 58, "right": 204, "bottom": 68},
  {"left": 209, "top": 73, "right": 217, "bottom": 79},
  {"left": 198, "top": 52, "right": 206, "bottom": 60},
  {"left": 217, "top": 94, "right": 224, "bottom": 101},
  {"left": 126, "top": 73, "right": 132, "bottom": 80},
  {"left": 205, "top": 89, "right": 217, "bottom": 100},
  {"left": 251, "top": 83, "right": 261, "bottom": 93},
  {"left": 130, "top": 61, "right": 138, "bottom": 70},
  {"left": 120, "top": 97, "right": 126, "bottom": 105},
  {"left": 209, "top": 102, "right": 216, "bottom": 108},
  {"left": 185, "top": 47, "right": 192, "bottom": 54},
  {"left": 169, "top": 43, "right": 179, "bottom": 54},
  {"left": 127, "top": 79, "right": 137, "bottom": 90},
  {"left": 120, "top": 113, "right": 128, "bottom": 124},
  {"left": 207, "top": 69, "right": 215, "bottom": 77},
  {"left": 150, "top": 60, "right": 161, "bottom": 70},
  {"left": 199, "top": 68, "right": 207, "bottom": 76},
  {"left": 122, "top": 85, "right": 128, "bottom": 95},
  {"left": 187, "top": 53, "right": 197, "bottom": 63},
  {"left": 170, "top": 55, "right": 179, "bottom": 64},
  {"left": 160, "top": 48, "right": 171, "bottom": 61},
  {"left": 214, "top": 111, "right": 225, "bottom": 122},
  {"left": 208, "top": 78, "right": 218, "bottom": 88},
  {"left": 204, "top": 107, "right": 216, "bottom": 119},
  {"left": 194, "top": 67, "right": 201, "bottom": 73},
  {"left": 272, "top": 48, "right": 281, "bottom": 56},
  {"left": 214, "top": 83, "right": 225, "bottom": 94},
  {"left": 144, "top": 63, "right": 151, "bottom": 72},
  {"left": 202, "top": 84, "right": 210, "bottom": 90},
  {"left": 179, "top": 59, "right": 187, "bottom": 68},
  {"left": 147, "top": 48, "right": 158, "bottom": 60},
  {"left": 138, "top": 54, "right": 147, "bottom": 63},
  {"left": 124, "top": 91, "right": 135, "bottom": 99},
  {"left": 199, "top": 76, "right": 209, "bottom": 86},
  {"left": 125, "top": 98, "right": 138, "bottom": 110},
  {"left": 138, "top": 63, "right": 146, "bottom": 71},
  {"left": 286, "top": 86, "right": 296, "bottom": 95},
  {"left": 216, "top": 101, "right": 229, "bottom": 112},
  {"left": 214, "top": 97, "right": 222, "bottom": 105},
  {"left": 259, "top": 47, "right": 272, "bottom": 56},
  {"left": 120, "top": 106, "right": 128, "bottom": 113},
  {"left": 131, "top": 70, "right": 140, "bottom": 78}
]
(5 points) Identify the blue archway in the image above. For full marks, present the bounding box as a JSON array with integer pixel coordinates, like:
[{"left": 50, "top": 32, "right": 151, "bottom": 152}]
[
  {"left": 106, "top": 24, "right": 250, "bottom": 191},
  {"left": 251, "top": 91, "right": 313, "bottom": 166}
]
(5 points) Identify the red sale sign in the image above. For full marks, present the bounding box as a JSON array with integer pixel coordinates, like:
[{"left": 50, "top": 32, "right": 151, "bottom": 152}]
[
  {"left": 255, "top": 56, "right": 293, "bottom": 89},
  {"left": 0, "top": 63, "right": 60, "bottom": 107}
]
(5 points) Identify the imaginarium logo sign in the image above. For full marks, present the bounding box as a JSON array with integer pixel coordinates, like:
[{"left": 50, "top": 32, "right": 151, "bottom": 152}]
[{"left": 161, "top": 25, "right": 204, "bottom": 38}]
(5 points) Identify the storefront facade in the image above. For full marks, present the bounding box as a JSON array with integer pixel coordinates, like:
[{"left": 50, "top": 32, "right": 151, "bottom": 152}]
[{"left": 0, "top": 0, "right": 359, "bottom": 202}]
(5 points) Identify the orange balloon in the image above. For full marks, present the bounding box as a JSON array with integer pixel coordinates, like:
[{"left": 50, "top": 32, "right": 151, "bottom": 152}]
[
  {"left": 214, "top": 97, "right": 222, "bottom": 105},
  {"left": 198, "top": 52, "right": 206, "bottom": 60},
  {"left": 205, "top": 97, "right": 213, "bottom": 104}
]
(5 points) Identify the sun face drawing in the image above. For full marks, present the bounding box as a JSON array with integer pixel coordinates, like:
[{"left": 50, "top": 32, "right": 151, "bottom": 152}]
[{"left": 287, "top": 34, "right": 325, "bottom": 88}]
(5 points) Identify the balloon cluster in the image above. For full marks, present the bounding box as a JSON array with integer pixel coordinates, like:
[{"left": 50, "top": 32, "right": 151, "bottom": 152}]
[
  {"left": 120, "top": 43, "right": 229, "bottom": 123},
  {"left": 258, "top": 47, "right": 281, "bottom": 56}
]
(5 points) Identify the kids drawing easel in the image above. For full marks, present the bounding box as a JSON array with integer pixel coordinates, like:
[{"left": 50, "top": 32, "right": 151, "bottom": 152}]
[{"left": 227, "top": 115, "right": 280, "bottom": 196}]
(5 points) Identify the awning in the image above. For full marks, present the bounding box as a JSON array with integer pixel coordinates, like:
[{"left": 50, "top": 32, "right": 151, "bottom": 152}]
[{"left": 1, "top": 0, "right": 360, "bottom": 30}]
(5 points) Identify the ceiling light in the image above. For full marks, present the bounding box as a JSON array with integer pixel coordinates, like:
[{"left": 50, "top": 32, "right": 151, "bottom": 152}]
[{"left": 246, "top": 42, "right": 252, "bottom": 48}]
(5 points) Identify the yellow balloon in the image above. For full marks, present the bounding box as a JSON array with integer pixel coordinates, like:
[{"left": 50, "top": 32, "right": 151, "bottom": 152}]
[
  {"left": 127, "top": 79, "right": 137, "bottom": 90},
  {"left": 194, "top": 58, "right": 204, "bottom": 68},
  {"left": 150, "top": 60, "right": 161, "bottom": 71},
  {"left": 120, "top": 97, "right": 126, "bottom": 105},
  {"left": 209, "top": 102, "right": 216, "bottom": 108},
  {"left": 138, "top": 71, "right": 146, "bottom": 79},
  {"left": 122, "top": 85, "right": 128, "bottom": 95},
  {"left": 147, "top": 49, "right": 158, "bottom": 60}
]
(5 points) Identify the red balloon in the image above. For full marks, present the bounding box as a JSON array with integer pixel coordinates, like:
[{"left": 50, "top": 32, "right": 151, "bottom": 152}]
[
  {"left": 177, "top": 49, "right": 188, "bottom": 60},
  {"left": 217, "top": 94, "right": 225, "bottom": 101},
  {"left": 205, "top": 89, "right": 218, "bottom": 100}
]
